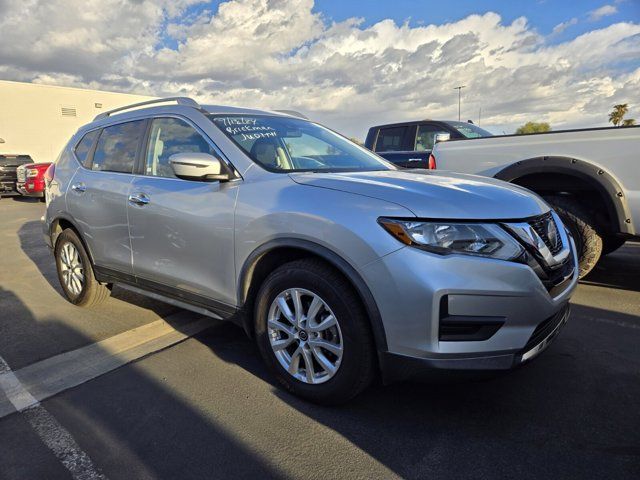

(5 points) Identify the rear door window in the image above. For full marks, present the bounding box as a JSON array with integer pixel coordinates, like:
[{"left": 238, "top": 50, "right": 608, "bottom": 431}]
[
  {"left": 91, "top": 120, "right": 146, "bottom": 173},
  {"left": 74, "top": 130, "right": 99, "bottom": 167},
  {"left": 375, "top": 126, "right": 411, "bottom": 152}
]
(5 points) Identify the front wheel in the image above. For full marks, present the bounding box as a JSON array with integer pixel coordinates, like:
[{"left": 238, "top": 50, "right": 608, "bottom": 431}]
[
  {"left": 254, "top": 259, "right": 376, "bottom": 405},
  {"left": 54, "top": 229, "right": 111, "bottom": 307}
]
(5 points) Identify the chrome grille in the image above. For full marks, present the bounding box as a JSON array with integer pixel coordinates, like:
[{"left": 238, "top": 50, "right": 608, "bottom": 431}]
[{"left": 528, "top": 212, "right": 563, "bottom": 255}]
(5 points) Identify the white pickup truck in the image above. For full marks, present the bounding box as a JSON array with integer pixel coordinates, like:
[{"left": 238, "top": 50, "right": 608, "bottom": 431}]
[{"left": 430, "top": 126, "right": 640, "bottom": 277}]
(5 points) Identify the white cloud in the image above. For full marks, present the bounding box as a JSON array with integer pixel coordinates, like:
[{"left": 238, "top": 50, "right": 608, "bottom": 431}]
[
  {"left": 552, "top": 17, "right": 578, "bottom": 35},
  {"left": 588, "top": 5, "right": 618, "bottom": 22},
  {"left": 0, "top": 0, "right": 639, "bottom": 137}
]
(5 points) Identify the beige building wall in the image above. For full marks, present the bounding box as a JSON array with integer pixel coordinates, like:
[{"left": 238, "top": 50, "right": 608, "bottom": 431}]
[{"left": 0, "top": 80, "right": 155, "bottom": 163}]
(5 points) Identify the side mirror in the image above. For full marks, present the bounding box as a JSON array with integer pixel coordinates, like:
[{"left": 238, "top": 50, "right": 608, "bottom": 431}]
[
  {"left": 434, "top": 133, "right": 451, "bottom": 144},
  {"left": 169, "top": 153, "right": 230, "bottom": 182}
]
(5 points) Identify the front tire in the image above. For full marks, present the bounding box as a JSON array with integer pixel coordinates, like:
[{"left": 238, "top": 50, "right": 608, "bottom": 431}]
[
  {"left": 54, "top": 229, "right": 111, "bottom": 307},
  {"left": 544, "top": 196, "right": 602, "bottom": 278},
  {"left": 254, "top": 259, "right": 376, "bottom": 405}
]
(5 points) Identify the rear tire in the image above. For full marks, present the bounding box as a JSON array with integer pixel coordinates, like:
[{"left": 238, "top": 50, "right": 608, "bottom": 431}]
[
  {"left": 544, "top": 196, "right": 602, "bottom": 278},
  {"left": 254, "top": 259, "right": 376, "bottom": 405},
  {"left": 54, "top": 229, "right": 111, "bottom": 307}
]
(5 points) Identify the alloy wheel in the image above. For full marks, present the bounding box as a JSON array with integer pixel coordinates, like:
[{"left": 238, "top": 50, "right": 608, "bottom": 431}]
[
  {"left": 267, "top": 288, "right": 343, "bottom": 384},
  {"left": 59, "top": 242, "right": 84, "bottom": 296}
]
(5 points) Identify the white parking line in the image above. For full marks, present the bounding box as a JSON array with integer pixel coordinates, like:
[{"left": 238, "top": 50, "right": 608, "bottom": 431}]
[
  {"left": 0, "top": 312, "right": 214, "bottom": 479},
  {"left": 0, "top": 312, "right": 212, "bottom": 419},
  {"left": 0, "top": 355, "right": 106, "bottom": 480}
]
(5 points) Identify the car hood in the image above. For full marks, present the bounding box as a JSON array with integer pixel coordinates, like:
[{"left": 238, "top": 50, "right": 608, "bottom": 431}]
[{"left": 289, "top": 169, "right": 549, "bottom": 219}]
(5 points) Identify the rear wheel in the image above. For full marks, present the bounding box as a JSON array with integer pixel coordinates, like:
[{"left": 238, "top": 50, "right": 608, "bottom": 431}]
[
  {"left": 254, "top": 259, "right": 376, "bottom": 405},
  {"left": 54, "top": 229, "right": 111, "bottom": 306},
  {"left": 544, "top": 196, "right": 602, "bottom": 278}
]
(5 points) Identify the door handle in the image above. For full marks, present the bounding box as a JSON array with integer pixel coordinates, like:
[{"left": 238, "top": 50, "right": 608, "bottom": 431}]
[
  {"left": 128, "top": 193, "right": 150, "bottom": 206},
  {"left": 71, "top": 183, "right": 86, "bottom": 193}
]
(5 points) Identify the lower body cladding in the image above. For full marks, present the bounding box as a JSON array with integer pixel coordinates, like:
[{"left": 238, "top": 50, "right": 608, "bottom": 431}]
[{"left": 362, "top": 244, "right": 578, "bottom": 383}]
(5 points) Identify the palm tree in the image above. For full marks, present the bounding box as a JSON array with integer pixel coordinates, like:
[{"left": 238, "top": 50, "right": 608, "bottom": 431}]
[{"left": 609, "top": 104, "right": 629, "bottom": 126}]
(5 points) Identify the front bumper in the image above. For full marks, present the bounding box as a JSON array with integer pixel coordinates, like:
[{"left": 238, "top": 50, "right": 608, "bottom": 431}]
[
  {"left": 361, "top": 237, "right": 578, "bottom": 383},
  {"left": 379, "top": 304, "right": 570, "bottom": 383},
  {"left": 0, "top": 180, "right": 18, "bottom": 195}
]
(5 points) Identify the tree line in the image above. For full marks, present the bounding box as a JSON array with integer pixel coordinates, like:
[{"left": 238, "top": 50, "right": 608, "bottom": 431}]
[{"left": 514, "top": 104, "right": 636, "bottom": 134}]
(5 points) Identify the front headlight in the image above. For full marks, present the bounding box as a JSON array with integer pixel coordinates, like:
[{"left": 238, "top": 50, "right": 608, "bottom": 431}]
[{"left": 378, "top": 218, "right": 524, "bottom": 261}]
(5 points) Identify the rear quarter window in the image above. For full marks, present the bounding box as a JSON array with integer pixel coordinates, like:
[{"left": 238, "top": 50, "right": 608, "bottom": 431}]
[{"left": 74, "top": 130, "right": 99, "bottom": 167}]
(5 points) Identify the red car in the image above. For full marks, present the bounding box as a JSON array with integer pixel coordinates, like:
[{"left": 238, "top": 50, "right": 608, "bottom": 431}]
[{"left": 16, "top": 162, "right": 52, "bottom": 200}]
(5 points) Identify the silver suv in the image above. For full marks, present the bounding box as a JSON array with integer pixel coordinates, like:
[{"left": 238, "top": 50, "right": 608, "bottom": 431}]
[{"left": 43, "top": 98, "right": 577, "bottom": 404}]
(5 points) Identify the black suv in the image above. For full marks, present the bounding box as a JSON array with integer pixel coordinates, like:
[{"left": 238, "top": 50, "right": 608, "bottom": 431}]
[{"left": 364, "top": 120, "right": 492, "bottom": 168}]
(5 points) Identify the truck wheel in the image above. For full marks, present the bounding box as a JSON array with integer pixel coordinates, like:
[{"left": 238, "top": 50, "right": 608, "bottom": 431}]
[
  {"left": 544, "top": 196, "right": 602, "bottom": 278},
  {"left": 254, "top": 259, "right": 376, "bottom": 405},
  {"left": 54, "top": 229, "right": 111, "bottom": 307},
  {"left": 602, "top": 236, "right": 626, "bottom": 256}
]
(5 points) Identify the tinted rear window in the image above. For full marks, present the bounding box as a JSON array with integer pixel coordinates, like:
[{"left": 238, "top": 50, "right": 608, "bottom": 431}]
[
  {"left": 91, "top": 120, "right": 146, "bottom": 173},
  {"left": 375, "top": 126, "right": 408, "bottom": 152},
  {"left": 74, "top": 130, "right": 99, "bottom": 167}
]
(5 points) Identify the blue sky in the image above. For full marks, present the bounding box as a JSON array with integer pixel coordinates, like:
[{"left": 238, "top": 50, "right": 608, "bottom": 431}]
[
  {"left": 314, "top": 0, "right": 639, "bottom": 36},
  {"left": 176, "top": 0, "right": 639, "bottom": 45}
]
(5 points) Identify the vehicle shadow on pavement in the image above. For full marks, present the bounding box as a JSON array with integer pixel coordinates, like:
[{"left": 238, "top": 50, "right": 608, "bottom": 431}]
[
  {"left": 580, "top": 243, "right": 640, "bottom": 293},
  {"left": 0, "top": 286, "right": 286, "bottom": 480},
  {"left": 17, "top": 220, "right": 181, "bottom": 318},
  {"left": 2, "top": 196, "right": 41, "bottom": 203},
  {"left": 196, "top": 301, "right": 640, "bottom": 480}
]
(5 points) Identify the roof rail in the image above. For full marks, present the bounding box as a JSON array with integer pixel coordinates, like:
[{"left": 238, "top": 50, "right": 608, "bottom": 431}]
[
  {"left": 274, "top": 109, "right": 308, "bottom": 120},
  {"left": 94, "top": 97, "right": 201, "bottom": 121}
]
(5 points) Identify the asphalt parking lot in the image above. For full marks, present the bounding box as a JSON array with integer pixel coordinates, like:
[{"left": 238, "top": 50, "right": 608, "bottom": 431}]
[{"left": 1, "top": 197, "right": 639, "bottom": 479}]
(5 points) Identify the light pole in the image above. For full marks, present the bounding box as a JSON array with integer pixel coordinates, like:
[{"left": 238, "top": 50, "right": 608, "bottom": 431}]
[{"left": 454, "top": 85, "right": 466, "bottom": 121}]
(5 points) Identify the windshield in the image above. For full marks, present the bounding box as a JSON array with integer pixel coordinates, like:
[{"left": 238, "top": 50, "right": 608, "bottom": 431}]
[
  {"left": 209, "top": 114, "right": 393, "bottom": 172},
  {"left": 447, "top": 121, "right": 493, "bottom": 139}
]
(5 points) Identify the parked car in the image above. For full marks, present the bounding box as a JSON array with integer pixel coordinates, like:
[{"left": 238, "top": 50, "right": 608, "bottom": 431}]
[
  {"left": 43, "top": 98, "right": 577, "bottom": 404},
  {"left": 16, "top": 162, "right": 52, "bottom": 200},
  {"left": 430, "top": 126, "right": 640, "bottom": 277},
  {"left": 0, "top": 154, "right": 33, "bottom": 196},
  {"left": 364, "top": 120, "right": 492, "bottom": 168}
]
